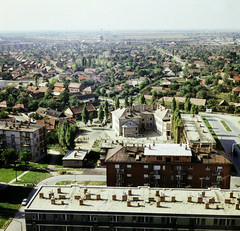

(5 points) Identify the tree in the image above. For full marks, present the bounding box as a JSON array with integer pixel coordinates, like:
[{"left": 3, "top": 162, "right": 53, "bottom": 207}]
[
  {"left": 139, "top": 94, "right": 146, "bottom": 104},
  {"left": 59, "top": 91, "right": 69, "bottom": 107},
  {"left": 0, "top": 148, "right": 18, "bottom": 166},
  {"left": 82, "top": 105, "right": 89, "bottom": 125},
  {"left": 104, "top": 100, "right": 109, "bottom": 121},
  {"left": 89, "top": 113, "right": 93, "bottom": 125},
  {"left": 129, "top": 96, "right": 133, "bottom": 106},
  {"left": 34, "top": 75, "right": 39, "bottom": 87},
  {"left": 150, "top": 95, "right": 155, "bottom": 105},
  {"left": 19, "top": 148, "right": 32, "bottom": 165},
  {"left": 124, "top": 96, "right": 129, "bottom": 107},
  {"left": 69, "top": 95, "right": 81, "bottom": 107},
  {"left": 98, "top": 104, "right": 104, "bottom": 123},
  {"left": 172, "top": 97, "right": 176, "bottom": 111},
  {"left": 114, "top": 96, "right": 120, "bottom": 110},
  {"left": 58, "top": 121, "right": 75, "bottom": 149},
  {"left": 184, "top": 98, "right": 191, "bottom": 112},
  {"left": 44, "top": 90, "right": 53, "bottom": 100}
]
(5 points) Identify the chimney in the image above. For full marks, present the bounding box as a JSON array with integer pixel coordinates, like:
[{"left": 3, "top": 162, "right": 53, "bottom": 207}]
[
  {"left": 132, "top": 105, "right": 134, "bottom": 111},
  {"left": 39, "top": 193, "right": 44, "bottom": 198},
  {"left": 51, "top": 197, "right": 55, "bottom": 204},
  {"left": 96, "top": 194, "right": 101, "bottom": 200},
  {"left": 127, "top": 200, "right": 131, "bottom": 207},
  {"left": 79, "top": 199, "right": 84, "bottom": 205},
  {"left": 120, "top": 106, "right": 123, "bottom": 109},
  {"left": 57, "top": 188, "right": 61, "bottom": 194},
  {"left": 171, "top": 196, "right": 176, "bottom": 202},
  {"left": 149, "top": 145, "right": 151, "bottom": 150},
  {"left": 185, "top": 145, "right": 187, "bottom": 150},
  {"left": 230, "top": 191, "right": 234, "bottom": 198},
  {"left": 156, "top": 199, "right": 161, "bottom": 207},
  {"left": 112, "top": 194, "right": 116, "bottom": 200},
  {"left": 128, "top": 189, "right": 132, "bottom": 196},
  {"left": 143, "top": 104, "right": 146, "bottom": 110},
  {"left": 156, "top": 190, "right": 159, "bottom": 196},
  {"left": 5, "top": 122, "right": 7, "bottom": 127},
  {"left": 205, "top": 202, "right": 209, "bottom": 209},
  {"left": 236, "top": 203, "right": 239, "bottom": 210}
]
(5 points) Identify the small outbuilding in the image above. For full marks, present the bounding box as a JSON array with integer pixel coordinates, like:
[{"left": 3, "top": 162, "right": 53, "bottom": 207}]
[{"left": 62, "top": 149, "right": 88, "bottom": 167}]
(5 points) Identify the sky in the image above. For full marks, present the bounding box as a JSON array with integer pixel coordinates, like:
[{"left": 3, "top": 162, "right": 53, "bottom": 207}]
[{"left": 0, "top": 0, "right": 240, "bottom": 32}]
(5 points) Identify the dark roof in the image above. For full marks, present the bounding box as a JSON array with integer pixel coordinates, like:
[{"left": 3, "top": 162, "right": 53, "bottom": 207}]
[
  {"left": 70, "top": 104, "right": 96, "bottom": 115},
  {"left": 46, "top": 109, "right": 63, "bottom": 118},
  {"left": 36, "top": 119, "right": 55, "bottom": 130},
  {"left": 76, "top": 93, "right": 95, "bottom": 101},
  {"left": 58, "top": 118, "right": 76, "bottom": 127}
]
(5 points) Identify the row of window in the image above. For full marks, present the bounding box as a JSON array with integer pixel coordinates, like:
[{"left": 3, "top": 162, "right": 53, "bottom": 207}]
[{"left": 116, "top": 165, "right": 223, "bottom": 171}]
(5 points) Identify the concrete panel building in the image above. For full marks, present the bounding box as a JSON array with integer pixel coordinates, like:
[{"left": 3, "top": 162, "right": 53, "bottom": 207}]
[
  {"left": 0, "top": 121, "right": 47, "bottom": 161},
  {"left": 25, "top": 185, "right": 240, "bottom": 231},
  {"left": 62, "top": 149, "right": 88, "bottom": 167}
]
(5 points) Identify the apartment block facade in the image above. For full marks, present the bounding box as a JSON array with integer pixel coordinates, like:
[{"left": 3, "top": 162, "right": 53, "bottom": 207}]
[
  {"left": 25, "top": 185, "right": 240, "bottom": 231},
  {"left": 106, "top": 144, "right": 231, "bottom": 189},
  {"left": 0, "top": 121, "right": 47, "bottom": 160}
]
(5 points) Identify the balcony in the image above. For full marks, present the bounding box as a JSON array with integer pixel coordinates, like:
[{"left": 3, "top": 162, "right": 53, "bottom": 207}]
[
  {"left": 212, "top": 171, "right": 221, "bottom": 176},
  {"left": 177, "top": 170, "right": 186, "bottom": 175},
  {"left": 116, "top": 169, "right": 124, "bottom": 174},
  {"left": 117, "top": 179, "right": 124, "bottom": 183},
  {"left": 212, "top": 181, "right": 220, "bottom": 185},
  {"left": 150, "top": 170, "right": 159, "bottom": 175}
]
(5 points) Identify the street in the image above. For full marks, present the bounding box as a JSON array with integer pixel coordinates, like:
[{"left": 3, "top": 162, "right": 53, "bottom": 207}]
[{"left": 200, "top": 112, "right": 240, "bottom": 175}]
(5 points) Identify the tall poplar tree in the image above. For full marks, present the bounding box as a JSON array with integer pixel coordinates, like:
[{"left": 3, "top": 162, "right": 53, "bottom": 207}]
[
  {"left": 98, "top": 104, "right": 104, "bottom": 123},
  {"left": 82, "top": 105, "right": 89, "bottom": 125}
]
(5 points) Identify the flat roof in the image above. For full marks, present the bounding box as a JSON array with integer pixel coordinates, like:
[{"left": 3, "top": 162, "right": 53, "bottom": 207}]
[
  {"left": 144, "top": 143, "right": 192, "bottom": 156},
  {"left": 63, "top": 149, "right": 88, "bottom": 161},
  {"left": 181, "top": 114, "right": 216, "bottom": 146},
  {"left": 0, "top": 122, "right": 44, "bottom": 132},
  {"left": 26, "top": 186, "right": 240, "bottom": 216}
]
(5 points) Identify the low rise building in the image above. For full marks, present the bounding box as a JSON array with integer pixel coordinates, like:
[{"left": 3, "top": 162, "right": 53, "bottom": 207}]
[
  {"left": 25, "top": 185, "right": 240, "bottom": 231},
  {"left": 62, "top": 149, "right": 88, "bottom": 167},
  {"left": 112, "top": 104, "right": 171, "bottom": 137}
]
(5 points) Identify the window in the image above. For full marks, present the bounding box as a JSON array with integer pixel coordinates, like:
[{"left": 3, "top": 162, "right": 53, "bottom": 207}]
[
  {"left": 188, "top": 175, "right": 193, "bottom": 180},
  {"left": 144, "top": 165, "right": 148, "bottom": 169},
  {"left": 162, "top": 165, "right": 165, "bottom": 170},
  {"left": 176, "top": 166, "right": 182, "bottom": 171},
  {"left": 176, "top": 175, "right": 182, "bottom": 180},
  {"left": 205, "top": 176, "right": 210, "bottom": 180},
  {"left": 205, "top": 166, "right": 210, "bottom": 171},
  {"left": 174, "top": 157, "right": 179, "bottom": 161},
  {"left": 166, "top": 158, "right": 171, "bottom": 162},
  {"left": 202, "top": 218, "right": 206, "bottom": 225},
  {"left": 115, "top": 165, "right": 120, "bottom": 169},
  {"left": 157, "top": 156, "right": 162, "bottom": 161},
  {"left": 153, "top": 165, "right": 160, "bottom": 170},
  {"left": 216, "top": 166, "right": 222, "bottom": 172},
  {"left": 188, "top": 166, "right": 193, "bottom": 170},
  {"left": 219, "top": 219, "right": 225, "bottom": 225},
  {"left": 214, "top": 219, "right": 218, "bottom": 225},
  {"left": 150, "top": 118, "right": 152, "bottom": 120},
  {"left": 216, "top": 176, "right": 222, "bottom": 181},
  {"left": 154, "top": 175, "right": 160, "bottom": 180},
  {"left": 171, "top": 175, "right": 174, "bottom": 180},
  {"left": 127, "top": 174, "right": 131, "bottom": 178},
  {"left": 127, "top": 165, "right": 131, "bottom": 169},
  {"left": 144, "top": 174, "right": 148, "bottom": 179},
  {"left": 162, "top": 175, "right": 165, "bottom": 180},
  {"left": 11, "top": 134, "right": 15, "bottom": 139}
]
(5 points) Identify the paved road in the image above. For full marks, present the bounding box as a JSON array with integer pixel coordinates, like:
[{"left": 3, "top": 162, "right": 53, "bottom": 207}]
[{"left": 200, "top": 112, "right": 240, "bottom": 175}]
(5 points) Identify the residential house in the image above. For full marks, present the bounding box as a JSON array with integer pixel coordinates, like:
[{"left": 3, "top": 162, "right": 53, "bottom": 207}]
[
  {"left": 27, "top": 86, "right": 38, "bottom": 92},
  {"left": 160, "top": 96, "right": 206, "bottom": 106},
  {"left": 38, "top": 86, "right": 52, "bottom": 94},
  {"left": 64, "top": 103, "right": 97, "bottom": 119},
  {"left": 45, "top": 109, "right": 64, "bottom": 120},
  {"left": 68, "top": 83, "right": 85, "bottom": 94},
  {"left": 36, "top": 119, "right": 56, "bottom": 130},
  {"left": 36, "top": 107, "right": 48, "bottom": 116},
  {"left": 13, "top": 104, "right": 28, "bottom": 111},
  {"left": 82, "top": 86, "right": 94, "bottom": 94},
  {"left": 0, "top": 100, "right": 12, "bottom": 109},
  {"left": 76, "top": 93, "right": 95, "bottom": 103},
  {"left": 58, "top": 118, "right": 76, "bottom": 128}
]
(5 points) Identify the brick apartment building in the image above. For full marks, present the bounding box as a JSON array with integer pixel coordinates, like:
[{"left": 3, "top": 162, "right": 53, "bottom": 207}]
[
  {"left": 106, "top": 114, "right": 231, "bottom": 189},
  {"left": 106, "top": 143, "right": 231, "bottom": 189},
  {"left": 0, "top": 121, "right": 47, "bottom": 161}
]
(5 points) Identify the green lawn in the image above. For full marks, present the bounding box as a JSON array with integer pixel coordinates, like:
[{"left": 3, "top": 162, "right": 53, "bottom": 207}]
[
  {"left": 0, "top": 168, "right": 24, "bottom": 183},
  {"left": 220, "top": 120, "right": 232, "bottom": 132},
  {"left": 0, "top": 185, "right": 33, "bottom": 229},
  {"left": 56, "top": 181, "right": 106, "bottom": 186},
  {"left": 202, "top": 117, "right": 224, "bottom": 150},
  {"left": 13, "top": 171, "right": 51, "bottom": 185}
]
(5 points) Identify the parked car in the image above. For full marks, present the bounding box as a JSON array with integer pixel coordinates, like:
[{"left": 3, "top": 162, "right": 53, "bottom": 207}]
[{"left": 22, "top": 198, "right": 28, "bottom": 206}]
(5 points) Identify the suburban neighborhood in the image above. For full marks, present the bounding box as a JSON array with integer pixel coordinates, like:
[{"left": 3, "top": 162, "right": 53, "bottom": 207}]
[{"left": 1, "top": 9, "right": 240, "bottom": 230}]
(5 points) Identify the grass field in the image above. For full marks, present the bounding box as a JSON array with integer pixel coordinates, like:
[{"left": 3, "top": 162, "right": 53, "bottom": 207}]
[
  {"left": 202, "top": 117, "right": 224, "bottom": 150},
  {"left": 0, "top": 168, "right": 24, "bottom": 183},
  {"left": 13, "top": 171, "right": 51, "bottom": 185},
  {"left": 56, "top": 181, "right": 106, "bottom": 186},
  {"left": 0, "top": 186, "right": 33, "bottom": 229},
  {"left": 220, "top": 120, "right": 232, "bottom": 132}
]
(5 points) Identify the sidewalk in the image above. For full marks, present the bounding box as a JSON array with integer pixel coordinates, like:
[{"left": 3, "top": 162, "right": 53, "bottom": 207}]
[{"left": 8, "top": 171, "right": 29, "bottom": 184}]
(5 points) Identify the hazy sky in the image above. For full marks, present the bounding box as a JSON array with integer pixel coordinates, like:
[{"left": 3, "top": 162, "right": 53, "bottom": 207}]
[{"left": 0, "top": 0, "right": 240, "bottom": 32}]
